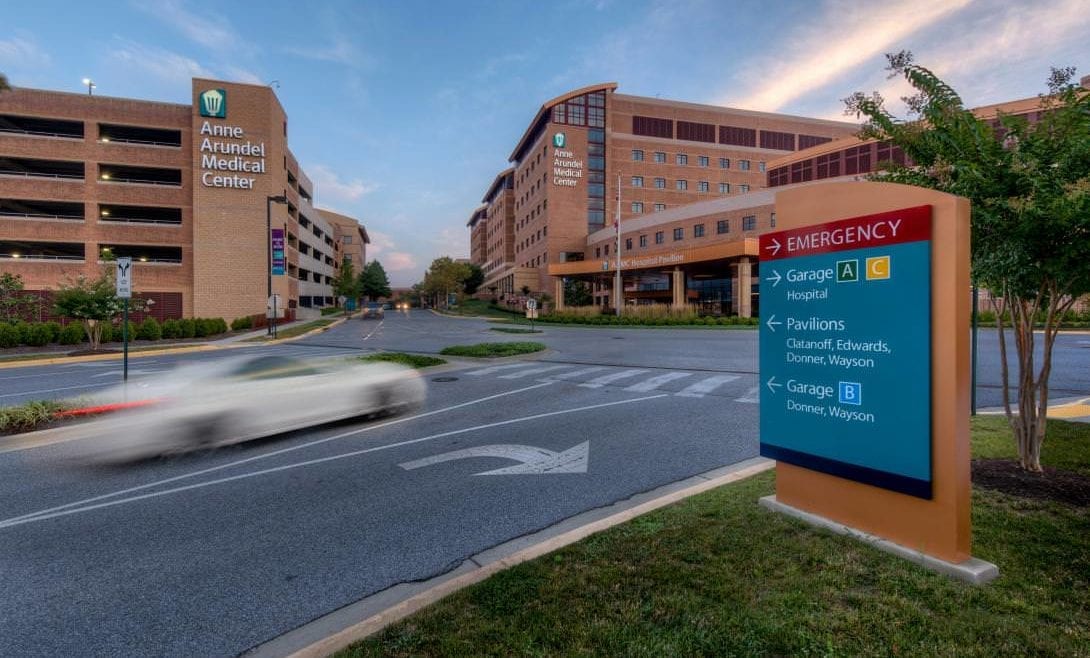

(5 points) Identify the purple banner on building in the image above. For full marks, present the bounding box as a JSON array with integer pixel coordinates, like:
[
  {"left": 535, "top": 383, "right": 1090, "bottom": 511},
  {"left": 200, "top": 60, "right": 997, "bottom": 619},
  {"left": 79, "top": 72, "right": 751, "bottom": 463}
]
[{"left": 271, "top": 229, "right": 285, "bottom": 275}]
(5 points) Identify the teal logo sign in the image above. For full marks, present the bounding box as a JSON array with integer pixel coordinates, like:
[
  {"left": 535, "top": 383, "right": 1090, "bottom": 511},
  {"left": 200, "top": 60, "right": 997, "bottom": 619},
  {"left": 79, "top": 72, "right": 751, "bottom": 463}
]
[
  {"left": 199, "top": 89, "right": 227, "bottom": 118},
  {"left": 553, "top": 132, "right": 566, "bottom": 148},
  {"left": 759, "top": 205, "right": 934, "bottom": 499}
]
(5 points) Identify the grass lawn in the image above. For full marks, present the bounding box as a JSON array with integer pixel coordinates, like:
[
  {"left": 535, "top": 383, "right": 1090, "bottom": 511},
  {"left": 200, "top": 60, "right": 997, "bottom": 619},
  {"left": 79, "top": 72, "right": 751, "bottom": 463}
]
[
  {"left": 439, "top": 342, "right": 546, "bottom": 358},
  {"left": 243, "top": 319, "right": 336, "bottom": 341},
  {"left": 359, "top": 353, "right": 447, "bottom": 368},
  {"left": 441, "top": 299, "right": 525, "bottom": 321},
  {"left": 340, "top": 416, "right": 1090, "bottom": 657},
  {"left": 489, "top": 327, "right": 543, "bottom": 334}
]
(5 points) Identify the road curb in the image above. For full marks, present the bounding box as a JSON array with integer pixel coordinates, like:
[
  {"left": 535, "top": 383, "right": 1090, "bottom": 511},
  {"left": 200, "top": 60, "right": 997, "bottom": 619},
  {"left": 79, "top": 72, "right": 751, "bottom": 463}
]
[
  {"left": 242, "top": 456, "right": 774, "bottom": 658},
  {"left": 0, "top": 343, "right": 223, "bottom": 370}
]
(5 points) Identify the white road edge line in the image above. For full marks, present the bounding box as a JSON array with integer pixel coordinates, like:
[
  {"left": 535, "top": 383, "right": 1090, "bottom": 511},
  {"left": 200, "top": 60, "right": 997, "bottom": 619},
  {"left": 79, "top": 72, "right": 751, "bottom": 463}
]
[
  {"left": 0, "top": 382, "right": 112, "bottom": 399},
  {"left": 1, "top": 381, "right": 555, "bottom": 526},
  {"left": 0, "top": 393, "right": 669, "bottom": 530}
]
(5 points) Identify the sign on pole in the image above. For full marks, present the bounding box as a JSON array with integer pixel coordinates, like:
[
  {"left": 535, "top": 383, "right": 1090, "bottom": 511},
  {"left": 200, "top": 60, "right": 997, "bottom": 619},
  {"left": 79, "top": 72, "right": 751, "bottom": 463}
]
[
  {"left": 271, "top": 229, "right": 286, "bottom": 276},
  {"left": 266, "top": 294, "right": 284, "bottom": 318},
  {"left": 116, "top": 257, "right": 133, "bottom": 299},
  {"left": 526, "top": 298, "right": 537, "bottom": 311}
]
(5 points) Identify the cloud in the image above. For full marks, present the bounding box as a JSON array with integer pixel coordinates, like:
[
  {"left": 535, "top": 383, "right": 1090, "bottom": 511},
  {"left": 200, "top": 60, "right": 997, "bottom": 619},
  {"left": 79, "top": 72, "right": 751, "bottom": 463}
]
[
  {"left": 718, "top": 0, "right": 973, "bottom": 111},
  {"left": 286, "top": 36, "right": 368, "bottom": 67},
  {"left": 0, "top": 33, "right": 51, "bottom": 68},
  {"left": 382, "top": 252, "right": 418, "bottom": 272},
  {"left": 109, "top": 39, "right": 214, "bottom": 86},
  {"left": 309, "top": 164, "right": 379, "bottom": 209},
  {"left": 364, "top": 230, "right": 416, "bottom": 272},
  {"left": 220, "top": 65, "right": 264, "bottom": 85},
  {"left": 134, "top": 0, "right": 251, "bottom": 54}
]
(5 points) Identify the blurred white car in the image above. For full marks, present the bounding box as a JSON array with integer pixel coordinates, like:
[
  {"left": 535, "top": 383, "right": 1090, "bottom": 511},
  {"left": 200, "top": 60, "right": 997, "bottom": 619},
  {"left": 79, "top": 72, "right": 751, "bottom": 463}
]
[{"left": 70, "top": 354, "right": 426, "bottom": 462}]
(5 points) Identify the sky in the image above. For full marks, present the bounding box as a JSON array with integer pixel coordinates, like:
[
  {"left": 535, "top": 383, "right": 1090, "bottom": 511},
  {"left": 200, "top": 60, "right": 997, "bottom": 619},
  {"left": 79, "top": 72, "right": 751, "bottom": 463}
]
[{"left": 2, "top": 0, "right": 1087, "bottom": 286}]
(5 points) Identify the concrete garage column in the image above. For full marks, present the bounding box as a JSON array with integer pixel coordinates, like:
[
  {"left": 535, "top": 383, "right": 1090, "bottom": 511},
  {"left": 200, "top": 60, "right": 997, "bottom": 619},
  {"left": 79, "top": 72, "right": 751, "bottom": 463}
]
[
  {"left": 554, "top": 277, "right": 565, "bottom": 311},
  {"left": 671, "top": 267, "right": 685, "bottom": 309},
  {"left": 732, "top": 258, "right": 753, "bottom": 318}
]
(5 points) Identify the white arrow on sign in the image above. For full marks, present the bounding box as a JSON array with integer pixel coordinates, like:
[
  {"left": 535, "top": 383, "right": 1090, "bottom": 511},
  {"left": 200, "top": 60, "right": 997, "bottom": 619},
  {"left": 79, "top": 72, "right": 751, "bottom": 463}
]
[
  {"left": 765, "top": 270, "right": 782, "bottom": 287},
  {"left": 765, "top": 314, "right": 782, "bottom": 332},
  {"left": 399, "top": 442, "right": 589, "bottom": 476},
  {"left": 766, "top": 376, "right": 783, "bottom": 394},
  {"left": 765, "top": 238, "right": 782, "bottom": 256}
]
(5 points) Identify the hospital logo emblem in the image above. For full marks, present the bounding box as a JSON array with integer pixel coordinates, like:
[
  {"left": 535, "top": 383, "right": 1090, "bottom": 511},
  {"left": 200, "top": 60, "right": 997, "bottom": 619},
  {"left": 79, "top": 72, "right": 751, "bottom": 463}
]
[{"left": 199, "top": 89, "right": 227, "bottom": 118}]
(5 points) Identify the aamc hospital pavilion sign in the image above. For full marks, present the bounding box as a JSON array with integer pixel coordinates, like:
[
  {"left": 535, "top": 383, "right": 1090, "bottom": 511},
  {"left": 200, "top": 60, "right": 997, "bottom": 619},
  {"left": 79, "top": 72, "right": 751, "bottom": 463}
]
[{"left": 197, "top": 88, "right": 268, "bottom": 190}]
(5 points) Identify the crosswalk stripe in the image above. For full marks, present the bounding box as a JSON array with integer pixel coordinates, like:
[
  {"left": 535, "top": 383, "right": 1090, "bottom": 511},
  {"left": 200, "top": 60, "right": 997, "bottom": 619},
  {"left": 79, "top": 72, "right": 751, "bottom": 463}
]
[
  {"left": 547, "top": 366, "right": 607, "bottom": 380},
  {"left": 676, "top": 375, "right": 741, "bottom": 398},
  {"left": 625, "top": 372, "right": 692, "bottom": 392},
  {"left": 498, "top": 365, "right": 570, "bottom": 379},
  {"left": 465, "top": 363, "right": 531, "bottom": 376},
  {"left": 734, "top": 386, "right": 760, "bottom": 403},
  {"left": 579, "top": 369, "right": 648, "bottom": 389}
]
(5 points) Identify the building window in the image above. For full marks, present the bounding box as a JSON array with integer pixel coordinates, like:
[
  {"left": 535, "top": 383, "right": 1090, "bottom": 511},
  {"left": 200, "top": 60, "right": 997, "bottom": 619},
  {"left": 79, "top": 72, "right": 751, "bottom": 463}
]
[
  {"left": 631, "top": 202, "right": 644, "bottom": 214},
  {"left": 676, "top": 153, "right": 688, "bottom": 166},
  {"left": 632, "top": 149, "right": 644, "bottom": 161},
  {"left": 604, "top": 244, "right": 609, "bottom": 256},
  {"left": 654, "top": 177, "right": 666, "bottom": 189},
  {"left": 739, "top": 159, "right": 751, "bottom": 171},
  {"left": 639, "top": 235, "right": 647, "bottom": 248},
  {"left": 673, "top": 227, "right": 684, "bottom": 241},
  {"left": 676, "top": 179, "right": 688, "bottom": 191},
  {"left": 719, "top": 182, "right": 730, "bottom": 194},
  {"left": 655, "top": 231, "right": 664, "bottom": 244},
  {"left": 770, "top": 212, "right": 777, "bottom": 228},
  {"left": 654, "top": 203, "right": 666, "bottom": 212},
  {"left": 743, "top": 215, "right": 756, "bottom": 231},
  {"left": 595, "top": 247, "right": 601, "bottom": 258},
  {"left": 739, "top": 184, "right": 750, "bottom": 193},
  {"left": 653, "top": 151, "right": 666, "bottom": 163},
  {"left": 694, "top": 223, "right": 705, "bottom": 237},
  {"left": 631, "top": 176, "right": 643, "bottom": 187},
  {"left": 719, "top": 157, "right": 730, "bottom": 169},
  {"left": 698, "top": 181, "right": 709, "bottom": 193},
  {"left": 698, "top": 155, "right": 709, "bottom": 167},
  {"left": 758, "top": 161, "right": 766, "bottom": 172},
  {"left": 717, "top": 219, "right": 729, "bottom": 234},
  {"left": 625, "top": 238, "right": 633, "bottom": 250}
]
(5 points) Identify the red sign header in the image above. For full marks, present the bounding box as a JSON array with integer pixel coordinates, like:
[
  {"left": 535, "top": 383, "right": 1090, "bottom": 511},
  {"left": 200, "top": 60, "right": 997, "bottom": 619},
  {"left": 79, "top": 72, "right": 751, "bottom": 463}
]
[{"left": 760, "top": 205, "right": 931, "bottom": 261}]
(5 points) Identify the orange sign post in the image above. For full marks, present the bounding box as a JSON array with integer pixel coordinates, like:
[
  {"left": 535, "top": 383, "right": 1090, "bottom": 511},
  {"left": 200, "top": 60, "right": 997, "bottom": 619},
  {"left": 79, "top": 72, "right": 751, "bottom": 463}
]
[{"left": 759, "top": 181, "right": 997, "bottom": 584}]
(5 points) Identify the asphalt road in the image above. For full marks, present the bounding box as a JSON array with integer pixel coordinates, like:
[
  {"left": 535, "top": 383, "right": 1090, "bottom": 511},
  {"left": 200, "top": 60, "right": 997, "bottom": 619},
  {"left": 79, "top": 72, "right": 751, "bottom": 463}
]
[{"left": 0, "top": 311, "right": 1087, "bottom": 656}]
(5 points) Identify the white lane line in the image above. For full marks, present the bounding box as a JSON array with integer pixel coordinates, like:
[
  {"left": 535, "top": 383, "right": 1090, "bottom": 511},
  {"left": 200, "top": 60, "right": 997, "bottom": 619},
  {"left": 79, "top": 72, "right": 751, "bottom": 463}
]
[
  {"left": 465, "top": 363, "right": 529, "bottom": 376},
  {"left": 362, "top": 320, "right": 384, "bottom": 341},
  {"left": 579, "top": 369, "right": 648, "bottom": 389},
  {"left": 675, "top": 375, "right": 741, "bottom": 398},
  {"left": 0, "top": 393, "right": 669, "bottom": 530},
  {"left": 734, "top": 386, "right": 760, "bottom": 403},
  {"left": 624, "top": 372, "right": 692, "bottom": 392},
  {"left": 546, "top": 367, "right": 606, "bottom": 381},
  {"left": 0, "top": 382, "right": 111, "bottom": 399},
  {"left": 498, "top": 365, "right": 570, "bottom": 379},
  {"left": 1, "top": 381, "right": 554, "bottom": 527},
  {"left": 0, "top": 371, "right": 76, "bottom": 381}
]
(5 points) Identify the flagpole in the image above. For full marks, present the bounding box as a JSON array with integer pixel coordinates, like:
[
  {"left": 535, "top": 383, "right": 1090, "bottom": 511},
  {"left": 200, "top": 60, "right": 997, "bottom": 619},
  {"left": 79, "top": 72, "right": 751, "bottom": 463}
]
[{"left": 614, "top": 173, "right": 622, "bottom": 317}]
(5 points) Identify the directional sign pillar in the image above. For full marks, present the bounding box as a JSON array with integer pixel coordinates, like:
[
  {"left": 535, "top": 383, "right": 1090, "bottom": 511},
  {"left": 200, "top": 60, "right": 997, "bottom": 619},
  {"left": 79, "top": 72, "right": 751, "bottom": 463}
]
[
  {"left": 116, "top": 257, "right": 132, "bottom": 382},
  {"left": 758, "top": 181, "right": 996, "bottom": 582}
]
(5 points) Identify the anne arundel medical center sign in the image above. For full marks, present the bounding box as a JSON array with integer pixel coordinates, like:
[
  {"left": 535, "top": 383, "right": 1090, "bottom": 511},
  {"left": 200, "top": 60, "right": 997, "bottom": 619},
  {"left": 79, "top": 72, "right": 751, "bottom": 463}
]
[{"left": 197, "top": 88, "right": 268, "bottom": 190}]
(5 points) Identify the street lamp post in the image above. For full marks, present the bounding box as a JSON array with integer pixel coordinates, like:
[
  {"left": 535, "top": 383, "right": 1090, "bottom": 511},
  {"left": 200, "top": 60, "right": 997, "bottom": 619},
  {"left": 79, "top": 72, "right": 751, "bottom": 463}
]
[
  {"left": 267, "top": 195, "right": 288, "bottom": 336},
  {"left": 82, "top": 78, "right": 95, "bottom": 96}
]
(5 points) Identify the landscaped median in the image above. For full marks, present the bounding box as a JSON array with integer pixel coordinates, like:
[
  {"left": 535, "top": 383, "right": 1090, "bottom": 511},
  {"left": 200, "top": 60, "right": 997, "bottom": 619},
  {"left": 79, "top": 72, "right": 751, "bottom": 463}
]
[
  {"left": 359, "top": 353, "right": 447, "bottom": 368},
  {"left": 337, "top": 416, "right": 1089, "bottom": 657},
  {"left": 438, "top": 342, "right": 546, "bottom": 358},
  {"left": 243, "top": 319, "right": 337, "bottom": 342}
]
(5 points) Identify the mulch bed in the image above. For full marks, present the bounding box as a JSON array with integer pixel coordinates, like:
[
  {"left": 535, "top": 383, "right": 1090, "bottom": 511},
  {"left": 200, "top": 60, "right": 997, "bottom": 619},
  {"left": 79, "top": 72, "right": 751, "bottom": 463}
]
[{"left": 973, "top": 459, "right": 1090, "bottom": 507}]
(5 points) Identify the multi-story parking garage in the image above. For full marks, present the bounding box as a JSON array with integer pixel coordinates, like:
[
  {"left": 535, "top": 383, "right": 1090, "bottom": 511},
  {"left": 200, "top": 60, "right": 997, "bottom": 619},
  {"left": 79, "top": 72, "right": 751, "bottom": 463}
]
[{"left": 0, "top": 79, "right": 367, "bottom": 322}]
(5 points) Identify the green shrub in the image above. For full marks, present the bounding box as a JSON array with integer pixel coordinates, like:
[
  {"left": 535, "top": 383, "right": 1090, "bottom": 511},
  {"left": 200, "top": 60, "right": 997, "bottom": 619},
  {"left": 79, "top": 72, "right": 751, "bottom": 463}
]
[
  {"left": 43, "top": 321, "right": 62, "bottom": 342},
  {"left": 0, "top": 323, "right": 19, "bottom": 348},
  {"left": 11, "top": 321, "right": 29, "bottom": 345},
  {"left": 161, "top": 319, "right": 180, "bottom": 339},
  {"left": 179, "top": 318, "right": 196, "bottom": 338},
  {"left": 231, "top": 316, "right": 253, "bottom": 331},
  {"left": 0, "top": 400, "right": 69, "bottom": 433},
  {"left": 212, "top": 318, "right": 228, "bottom": 334},
  {"left": 20, "top": 323, "right": 52, "bottom": 347},
  {"left": 137, "top": 317, "right": 162, "bottom": 341},
  {"left": 59, "top": 323, "right": 85, "bottom": 345},
  {"left": 193, "top": 318, "right": 209, "bottom": 337}
]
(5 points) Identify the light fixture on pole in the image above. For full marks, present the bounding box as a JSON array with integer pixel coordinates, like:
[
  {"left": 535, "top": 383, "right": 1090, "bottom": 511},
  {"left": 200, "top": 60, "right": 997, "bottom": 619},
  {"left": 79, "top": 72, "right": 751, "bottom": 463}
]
[
  {"left": 266, "top": 195, "right": 289, "bottom": 336},
  {"left": 82, "top": 78, "right": 96, "bottom": 96}
]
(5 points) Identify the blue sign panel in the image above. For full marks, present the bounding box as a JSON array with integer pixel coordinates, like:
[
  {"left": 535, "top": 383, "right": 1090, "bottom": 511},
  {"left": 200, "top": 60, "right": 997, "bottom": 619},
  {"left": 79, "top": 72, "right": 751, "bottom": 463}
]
[{"left": 759, "top": 205, "right": 933, "bottom": 498}]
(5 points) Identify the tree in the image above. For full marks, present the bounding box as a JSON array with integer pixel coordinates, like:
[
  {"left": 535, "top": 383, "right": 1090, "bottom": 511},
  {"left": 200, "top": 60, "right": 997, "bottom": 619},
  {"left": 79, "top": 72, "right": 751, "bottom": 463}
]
[
  {"left": 332, "top": 260, "right": 360, "bottom": 305},
  {"left": 564, "top": 279, "right": 593, "bottom": 306},
  {"left": 0, "top": 273, "right": 39, "bottom": 323},
  {"left": 359, "top": 260, "right": 392, "bottom": 301},
  {"left": 418, "top": 257, "right": 471, "bottom": 308},
  {"left": 845, "top": 52, "right": 1090, "bottom": 472},
  {"left": 520, "top": 285, "right": 532, "bottom": 297},
  {"left": 0, "top": 73, "right": 10, "bottom": 93},
  {"left": 463, "top": 263, "right": 484, "bottom": 295},
  {"left": 52, "top": 269, "right": 127, "bottom": 351}
]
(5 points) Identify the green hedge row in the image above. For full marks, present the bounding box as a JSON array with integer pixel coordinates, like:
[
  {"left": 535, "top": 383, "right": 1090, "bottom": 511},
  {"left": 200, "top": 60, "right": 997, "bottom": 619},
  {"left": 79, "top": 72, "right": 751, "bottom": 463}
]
[
  {"left": 0, "top": 317, "right": 230, "bottom": 348},
  {"left": 537, "top": 314, "right": 760, "bottom": 327}
]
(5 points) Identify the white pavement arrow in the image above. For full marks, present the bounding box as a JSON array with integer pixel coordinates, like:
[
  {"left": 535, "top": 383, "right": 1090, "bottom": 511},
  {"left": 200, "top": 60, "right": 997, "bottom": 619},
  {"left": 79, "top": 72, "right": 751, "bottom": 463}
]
[
  {"left": 765, "top": 314, "right": 782, "bottom": 332},
  {"left": 766, "top": 376, "right": 783, "bottom": 394},
  {"left": 765, "top": 238, "right": 782, "bottom": 256},
  {"left": 765, "top": 270, "right": 782, "bottom": 287},
  {"left": 398, "top": 442, "right": 589, "bottom": 476}
]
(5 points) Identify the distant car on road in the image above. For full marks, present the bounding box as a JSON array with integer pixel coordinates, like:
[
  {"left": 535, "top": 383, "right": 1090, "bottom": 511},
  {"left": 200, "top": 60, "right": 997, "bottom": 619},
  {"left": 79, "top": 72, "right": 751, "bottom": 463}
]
[
  {"left": 71, "top": 354, "right": 425, "bottom": 462},
  {"left": 361, "top": 302, "right": 385, "bottom": 319}
]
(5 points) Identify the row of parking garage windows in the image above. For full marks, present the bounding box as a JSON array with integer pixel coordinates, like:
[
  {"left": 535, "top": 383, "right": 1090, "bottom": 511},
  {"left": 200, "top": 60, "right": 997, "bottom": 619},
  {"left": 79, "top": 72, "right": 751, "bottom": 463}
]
[
  {"left": 0, "top": 157, "right": 182, "bottom": 186},
  {"left": 0, "top": 241, "right": 183, "bottom": 263},
  {"left": 0, "top": 114, "right": 182, "bottom": 147},
  {"left": 0, "top": 199, "right": 182, "bottom": 225}
]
